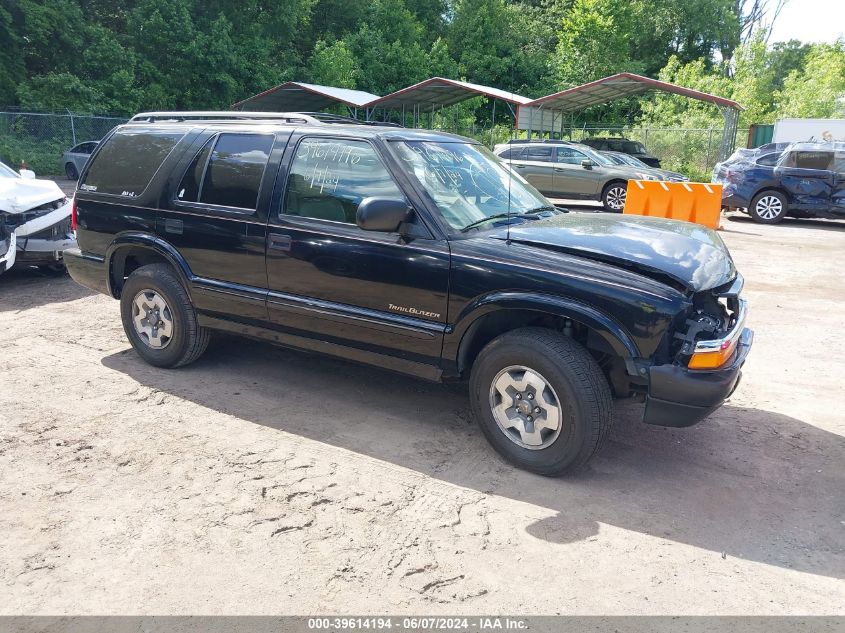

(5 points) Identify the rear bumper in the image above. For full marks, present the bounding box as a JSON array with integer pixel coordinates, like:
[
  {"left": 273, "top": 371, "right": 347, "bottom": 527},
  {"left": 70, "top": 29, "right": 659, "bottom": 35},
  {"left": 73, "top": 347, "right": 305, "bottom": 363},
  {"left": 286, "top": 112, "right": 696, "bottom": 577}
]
[
  {"left": 643, "top": 328, "right": 753, "bottom": 427},
  {"left": 64, "top": 247, "right": 111, "bottom": 295}
]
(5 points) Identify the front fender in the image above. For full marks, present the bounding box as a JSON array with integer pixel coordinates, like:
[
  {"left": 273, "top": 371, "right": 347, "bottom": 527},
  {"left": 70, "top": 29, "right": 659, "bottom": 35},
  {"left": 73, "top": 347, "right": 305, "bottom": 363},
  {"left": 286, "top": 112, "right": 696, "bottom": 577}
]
[
  {"left": 105, "top": 232, "right": 194, "bottom": 298},
  {"left": 448, "top": 291, "right": 641, "bottom": 368}
]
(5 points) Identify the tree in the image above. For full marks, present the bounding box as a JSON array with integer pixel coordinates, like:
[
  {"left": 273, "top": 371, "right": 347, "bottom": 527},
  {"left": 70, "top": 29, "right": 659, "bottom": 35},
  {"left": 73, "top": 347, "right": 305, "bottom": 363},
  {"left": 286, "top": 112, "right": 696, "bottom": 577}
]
[
  {"left": 551, "top": 0, "right": 634, "bottom": 87},
  {"left": 776, "top": 40, "right": 845, "bottom": 118},
  {"left": 308, "top": 40, "right": 359, "bottom": 88}
]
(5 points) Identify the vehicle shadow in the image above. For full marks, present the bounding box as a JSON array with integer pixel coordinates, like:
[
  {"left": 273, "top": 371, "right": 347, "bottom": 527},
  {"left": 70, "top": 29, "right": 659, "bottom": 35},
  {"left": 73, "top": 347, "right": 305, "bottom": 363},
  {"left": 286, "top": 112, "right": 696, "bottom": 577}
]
[
  {"left": 727, "top": 214, "right": 845, "bottom": 232},
  {"left": 0, "top": 267, "right": 94, "bottom": 312},
  {"left": 101, "top": 336, "right": 845, "bottom": 579}
]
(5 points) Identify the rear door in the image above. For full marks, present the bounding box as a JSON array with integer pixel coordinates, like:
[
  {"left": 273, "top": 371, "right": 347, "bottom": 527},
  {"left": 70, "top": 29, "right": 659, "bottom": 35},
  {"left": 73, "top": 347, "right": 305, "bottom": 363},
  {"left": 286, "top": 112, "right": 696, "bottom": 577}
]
[
  {"left": 158, "top": 130, "right": 288, "bottom": 321},
  {"left": 775, "top": 150, "right": 835, "bottom": 213},
  {"left": 552, "top": 146, "right": 602, "bottom": 198},
  {"left": 509, "top": 145, "right": 556, "bottom": 195}
]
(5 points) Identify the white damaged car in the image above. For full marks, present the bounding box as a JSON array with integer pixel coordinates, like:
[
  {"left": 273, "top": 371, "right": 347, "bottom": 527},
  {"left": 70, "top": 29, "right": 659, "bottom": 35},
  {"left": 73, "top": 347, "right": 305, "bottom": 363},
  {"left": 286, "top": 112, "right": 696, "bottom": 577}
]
[{"left": 1, "top": 161, "right": 76, "bottom": 275}]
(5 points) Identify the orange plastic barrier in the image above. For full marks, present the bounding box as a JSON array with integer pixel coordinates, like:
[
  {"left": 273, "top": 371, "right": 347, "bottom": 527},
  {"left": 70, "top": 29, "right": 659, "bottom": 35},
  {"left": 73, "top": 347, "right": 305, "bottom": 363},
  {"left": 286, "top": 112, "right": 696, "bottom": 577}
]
[{"left": 623, "top": 180, "right": 723, "bottom": 229}]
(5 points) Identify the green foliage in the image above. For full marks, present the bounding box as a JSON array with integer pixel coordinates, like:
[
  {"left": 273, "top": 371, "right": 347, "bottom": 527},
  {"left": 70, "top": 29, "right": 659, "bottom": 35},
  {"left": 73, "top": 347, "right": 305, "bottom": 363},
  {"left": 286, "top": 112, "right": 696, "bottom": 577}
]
[
  {"left": 0, "top": 0, "right": 840, "bottom": 137},
  {"left": 777, "top": 40, "right": 845, "bottom": 118}
]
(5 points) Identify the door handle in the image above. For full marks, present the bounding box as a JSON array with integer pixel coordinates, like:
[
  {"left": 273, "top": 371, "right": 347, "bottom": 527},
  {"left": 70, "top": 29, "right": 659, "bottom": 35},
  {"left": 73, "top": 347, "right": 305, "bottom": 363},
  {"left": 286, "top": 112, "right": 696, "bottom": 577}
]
[
  {"left": 268, "top": 233, "right": 292, "bottom": 251},
  {"left": 554, "top": 167, "right": 566, "bottom": 172},
  {"left": 513, "top": 164, "right": 527, "bottom": 169},
  {"left": 164, "top": 218, "right": 183, "bottom": 234}
]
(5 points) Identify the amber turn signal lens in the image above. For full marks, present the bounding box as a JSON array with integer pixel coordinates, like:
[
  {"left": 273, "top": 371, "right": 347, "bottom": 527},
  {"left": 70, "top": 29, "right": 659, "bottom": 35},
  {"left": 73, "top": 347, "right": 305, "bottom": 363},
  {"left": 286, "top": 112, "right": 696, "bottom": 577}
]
[{"left": 688, "top": 337, "right": 738, "bottom": 370}]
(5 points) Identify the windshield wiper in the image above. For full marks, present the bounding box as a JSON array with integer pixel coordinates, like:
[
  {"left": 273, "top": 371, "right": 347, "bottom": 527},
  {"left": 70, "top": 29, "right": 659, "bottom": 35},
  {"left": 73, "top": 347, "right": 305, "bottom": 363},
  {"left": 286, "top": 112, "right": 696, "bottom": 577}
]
[
  {"left": 521, "top": 205, "right": 558, "bottom": 215},
  {"left": 460, "top": 213, "right": 515, "bottom": 232}
]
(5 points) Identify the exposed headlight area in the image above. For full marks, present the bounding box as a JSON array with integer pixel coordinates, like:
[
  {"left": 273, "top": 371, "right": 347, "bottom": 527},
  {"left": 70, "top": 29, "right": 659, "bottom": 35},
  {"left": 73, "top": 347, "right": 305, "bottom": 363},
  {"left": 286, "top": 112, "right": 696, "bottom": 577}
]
[{"left": 672, "top": 275, "right": 750, "bottom": 371}]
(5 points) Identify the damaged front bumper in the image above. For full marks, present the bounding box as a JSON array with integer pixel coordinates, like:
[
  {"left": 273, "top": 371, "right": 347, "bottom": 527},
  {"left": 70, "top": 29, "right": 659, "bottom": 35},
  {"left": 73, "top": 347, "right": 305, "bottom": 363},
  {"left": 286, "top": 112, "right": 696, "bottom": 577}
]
[
  {"left": 643, "top": 292, "right": 753, "bottom": 428},
  {"left": 1, "top": 201, "right": 76, "bottom": 270},
  {"left": 1, "top": 231, "right": 17, "bottom": 272}
]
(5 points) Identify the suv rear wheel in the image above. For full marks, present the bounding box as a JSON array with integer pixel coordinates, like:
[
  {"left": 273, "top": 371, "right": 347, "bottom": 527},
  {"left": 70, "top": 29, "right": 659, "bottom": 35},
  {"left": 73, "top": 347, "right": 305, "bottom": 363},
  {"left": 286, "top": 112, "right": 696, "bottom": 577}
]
[
  {"left": 602, "top": 181, "right": 627, "bottom": 212},
  {"left": 469, "top": 327, "right": 612, "bottom": 476},
  {"left": 749, "top": 190, "right": 787, "bottom": 224},
  {"left": 120, "top": 263, "right": 210, "bottom": 368},
  {"left": 65, "top": 162, "right": 78, "bottom": 181}
]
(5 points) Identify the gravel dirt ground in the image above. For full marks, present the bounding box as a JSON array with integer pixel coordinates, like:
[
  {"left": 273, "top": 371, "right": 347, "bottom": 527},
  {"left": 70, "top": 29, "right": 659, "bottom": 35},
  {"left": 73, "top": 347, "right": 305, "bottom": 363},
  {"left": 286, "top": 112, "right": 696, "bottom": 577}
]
[{"left": 0, "top": 212, "right": 843, "bottom": 615}]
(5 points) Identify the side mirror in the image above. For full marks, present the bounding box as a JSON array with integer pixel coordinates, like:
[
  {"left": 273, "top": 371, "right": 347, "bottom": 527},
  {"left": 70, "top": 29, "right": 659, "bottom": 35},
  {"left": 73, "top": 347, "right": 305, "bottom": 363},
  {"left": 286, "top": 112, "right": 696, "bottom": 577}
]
[
  {"left": 580, "top": 159, "right": 594, "bottom": 169},
  {"left": 356, "top": 197, "right": 413, "bottom": 233},
  {"left": 19, "top": 169, "right": 36, "bottom": 179}
]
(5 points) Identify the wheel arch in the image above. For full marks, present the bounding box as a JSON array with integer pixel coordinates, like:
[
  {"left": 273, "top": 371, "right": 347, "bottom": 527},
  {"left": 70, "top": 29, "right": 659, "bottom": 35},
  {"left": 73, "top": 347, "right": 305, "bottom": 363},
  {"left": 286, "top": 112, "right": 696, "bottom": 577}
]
[
  {"left": 106, "top": 233, "right": 194, "bottom": 299},
  {"left": 452, "top": 292, "right": 640, "bottom": 378}
]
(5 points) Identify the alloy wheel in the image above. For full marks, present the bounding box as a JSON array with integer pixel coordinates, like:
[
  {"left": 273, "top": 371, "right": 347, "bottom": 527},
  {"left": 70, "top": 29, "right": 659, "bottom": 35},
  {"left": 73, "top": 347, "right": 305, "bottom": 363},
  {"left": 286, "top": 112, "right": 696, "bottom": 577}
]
[
  {"left": 488, "top": 365, "right": 562, "bottom": 450},
  {"left": 131, "top": 289, "right": 174, "bottom": 349},
  {"left": 755, "top": 195, "right": 783, "bottom": 220},
  {"left": 605, "top": 186, "right": 627, "bottom": 211}
]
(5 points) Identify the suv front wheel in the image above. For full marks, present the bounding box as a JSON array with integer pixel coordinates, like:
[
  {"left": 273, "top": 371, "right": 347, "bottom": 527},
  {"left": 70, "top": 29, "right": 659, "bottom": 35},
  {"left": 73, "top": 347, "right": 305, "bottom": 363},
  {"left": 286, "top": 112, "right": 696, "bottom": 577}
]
[
  {"left": 469, "top": 327, "right": 612, "bottom": 476},
  {"left": 120, "top": 263, "right": 210, "bottom": 368},
  {"left": 602, "top": 182, "right": 627, "bottom": 212}
]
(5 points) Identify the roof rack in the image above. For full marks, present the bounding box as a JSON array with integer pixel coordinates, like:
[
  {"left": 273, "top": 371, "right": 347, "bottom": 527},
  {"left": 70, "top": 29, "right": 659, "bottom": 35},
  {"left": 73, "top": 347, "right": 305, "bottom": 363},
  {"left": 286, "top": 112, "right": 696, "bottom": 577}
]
[
  {"left": 128, "top": 111, "right": 404, "bottom": 127},
  {"left": 505, "top": 139, "right": 574, "bottom": 144}
]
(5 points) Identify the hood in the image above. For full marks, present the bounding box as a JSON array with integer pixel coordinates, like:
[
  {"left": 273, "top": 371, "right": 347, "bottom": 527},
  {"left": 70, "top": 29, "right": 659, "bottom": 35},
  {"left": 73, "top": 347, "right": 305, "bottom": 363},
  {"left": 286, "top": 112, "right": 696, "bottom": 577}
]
[
  {"left": 0, "top": 177, "right": 65, "bottom": 214},
  {"left": 488, "top": 213, "right": 735, "bottom": 292}
]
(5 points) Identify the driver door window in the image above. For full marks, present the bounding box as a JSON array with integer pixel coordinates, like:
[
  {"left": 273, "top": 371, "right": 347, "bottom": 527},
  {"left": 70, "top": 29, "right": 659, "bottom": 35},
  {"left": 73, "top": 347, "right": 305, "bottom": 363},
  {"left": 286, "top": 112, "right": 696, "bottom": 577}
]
[
  {"left": 555, "top": 147, "right": 588, "bottom": 164},
  {"left": 283, "top": 138, "right": 405, "bottom": 224}
]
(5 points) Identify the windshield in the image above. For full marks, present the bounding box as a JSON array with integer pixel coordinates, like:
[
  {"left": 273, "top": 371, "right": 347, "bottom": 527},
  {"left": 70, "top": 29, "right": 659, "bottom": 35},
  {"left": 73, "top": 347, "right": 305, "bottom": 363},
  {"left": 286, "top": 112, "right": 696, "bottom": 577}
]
[
  {"left": 619, "top": 153, "right": 649, "bottom": 168},
  {"left": 392, "top": 141, "right": 552, "bottom": 231},
  {"left": 621, "top": 141, "right": 647, "bottom": 154},
  {"left": 0, "top": 162, "right": 19, "bottom": 178}
]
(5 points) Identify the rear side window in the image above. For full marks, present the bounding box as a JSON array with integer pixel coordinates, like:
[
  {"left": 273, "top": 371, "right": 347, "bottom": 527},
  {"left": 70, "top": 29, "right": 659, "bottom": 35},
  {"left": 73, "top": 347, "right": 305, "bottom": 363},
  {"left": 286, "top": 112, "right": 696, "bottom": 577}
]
[
  {"left": 526, "top": 146, "right": 553, "bottom": 161},
  {"left": 176, "top": 133, "right": 274, "bottom": 210},
  {"left": 80, "top": 128, "right": 184, "bottom": 197},
  {"left": 756, "top": 153, "right": 780, "bottom": 167}
]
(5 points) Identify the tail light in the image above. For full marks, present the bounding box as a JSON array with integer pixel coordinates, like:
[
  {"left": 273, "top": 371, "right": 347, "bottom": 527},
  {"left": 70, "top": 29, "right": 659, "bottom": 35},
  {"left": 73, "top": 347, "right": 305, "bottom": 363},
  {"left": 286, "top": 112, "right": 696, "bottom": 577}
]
[{"left": 71, "top": 198, "right": 77, "bottom": 231}]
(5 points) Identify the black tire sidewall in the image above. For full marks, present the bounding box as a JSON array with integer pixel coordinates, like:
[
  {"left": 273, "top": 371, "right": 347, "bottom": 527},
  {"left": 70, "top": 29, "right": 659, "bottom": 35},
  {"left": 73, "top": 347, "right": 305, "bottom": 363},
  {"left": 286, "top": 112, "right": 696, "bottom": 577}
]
[
  {"left": 120, "top": 266, "right": 194, "bottom": 368},
  {"left": 65, "top": 163, "right": 78, "bottom": 180},
  {"left": 749, "top": 190, "right": 787, "bottom": 224},
  {"left": 470, "top": 337, "right": 593, "bottom": 475}
]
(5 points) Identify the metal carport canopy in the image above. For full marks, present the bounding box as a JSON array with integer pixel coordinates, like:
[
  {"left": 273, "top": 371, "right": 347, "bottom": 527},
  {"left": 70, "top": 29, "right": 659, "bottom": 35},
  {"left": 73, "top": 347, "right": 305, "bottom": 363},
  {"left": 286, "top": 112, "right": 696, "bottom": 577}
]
[
  {"left": 516, "top": 72, "right": 742, "bottom": 131},
  {"left": 232, "top": 82, "right": 381, "bottom": 111},
  {"left": 368, "top": 77, "right": 532, "bottom": 111}
]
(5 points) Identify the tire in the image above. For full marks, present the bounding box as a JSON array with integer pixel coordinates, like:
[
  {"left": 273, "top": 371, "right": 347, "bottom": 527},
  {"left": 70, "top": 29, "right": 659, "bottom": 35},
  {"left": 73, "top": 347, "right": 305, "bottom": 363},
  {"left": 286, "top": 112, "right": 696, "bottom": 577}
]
[
  {"left": 749, "top": 190, "right": 787, "bottom": 224},
  {"left": 65, "top": 162, "right": 79, "bottom": 181},
  {"left": 601, "top": 181, "right": 627, "bottom": 212},
  {"left": 469, "top": 327, "right": 612, "bottom": 476},
  {"left": 120, "top": 263, "right": 210, "bottom": 368}
]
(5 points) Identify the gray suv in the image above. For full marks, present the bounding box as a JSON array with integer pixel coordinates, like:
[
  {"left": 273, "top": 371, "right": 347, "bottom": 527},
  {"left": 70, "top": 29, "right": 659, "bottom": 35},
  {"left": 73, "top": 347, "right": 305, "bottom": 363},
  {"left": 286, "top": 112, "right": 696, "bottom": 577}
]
[{"left": 494, "top": 141, "right": 657, "bottom": 211}]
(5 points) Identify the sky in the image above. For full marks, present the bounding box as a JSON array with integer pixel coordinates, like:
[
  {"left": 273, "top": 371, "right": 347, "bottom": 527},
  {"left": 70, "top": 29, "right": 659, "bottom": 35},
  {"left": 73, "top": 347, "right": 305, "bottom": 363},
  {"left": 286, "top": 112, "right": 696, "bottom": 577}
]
[{"left": 766, "top": 0, "right": 845, "bottom": 44}]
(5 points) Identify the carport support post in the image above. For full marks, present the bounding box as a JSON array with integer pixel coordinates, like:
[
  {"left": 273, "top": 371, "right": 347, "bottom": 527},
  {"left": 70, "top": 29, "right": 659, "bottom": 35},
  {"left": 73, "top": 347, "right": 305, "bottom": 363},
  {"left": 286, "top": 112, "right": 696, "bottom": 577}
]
[
  {"left": 718, "top": 107, "right": 740, "bottom": 162},
  {"left": 66, "top": 110, "right": 76, "bottom": 146},
  {"left": 490, "top": 99, "right": 496, "bottom": 148}
]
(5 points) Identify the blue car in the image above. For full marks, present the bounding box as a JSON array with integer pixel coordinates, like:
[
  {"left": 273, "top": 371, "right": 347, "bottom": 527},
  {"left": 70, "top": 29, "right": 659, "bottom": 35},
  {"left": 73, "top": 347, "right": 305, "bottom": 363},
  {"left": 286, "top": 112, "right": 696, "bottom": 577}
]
[{"left": 714, "top": 142, "right": 845, "bottom": 224}]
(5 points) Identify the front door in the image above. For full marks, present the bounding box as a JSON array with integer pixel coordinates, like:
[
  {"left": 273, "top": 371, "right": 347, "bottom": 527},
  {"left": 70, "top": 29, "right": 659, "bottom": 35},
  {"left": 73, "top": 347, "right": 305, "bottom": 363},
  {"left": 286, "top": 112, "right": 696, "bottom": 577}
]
[
  {"left": 552, "top": 146, "right": 602, "bottom": 198},
  {"left": 264, "top": 135, "right": 450, "bottom": 372}
]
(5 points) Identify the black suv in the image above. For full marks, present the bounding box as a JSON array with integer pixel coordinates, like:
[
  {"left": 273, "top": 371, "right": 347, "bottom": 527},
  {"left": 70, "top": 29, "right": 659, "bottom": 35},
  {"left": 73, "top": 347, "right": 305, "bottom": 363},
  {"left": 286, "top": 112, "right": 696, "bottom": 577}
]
[
  {"left": 65, "top": 111, "right": 752, "bottom": 475},
  {"left": 580, "top": 137, "right": 661, "bottom": 168}
]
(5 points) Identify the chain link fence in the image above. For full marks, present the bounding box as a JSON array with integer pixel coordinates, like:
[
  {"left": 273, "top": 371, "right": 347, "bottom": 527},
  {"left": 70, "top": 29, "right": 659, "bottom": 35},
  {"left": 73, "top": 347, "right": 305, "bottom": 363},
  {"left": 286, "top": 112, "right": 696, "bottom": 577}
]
[
  {"left": 0, "top": 110, "right": 743, "bottom": 183},
  {"left": 434, "top": 122, "right": 746, "bottom": 183},
  {"left": 0, "top": 111, "right": 127, "bottom": 177}
]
